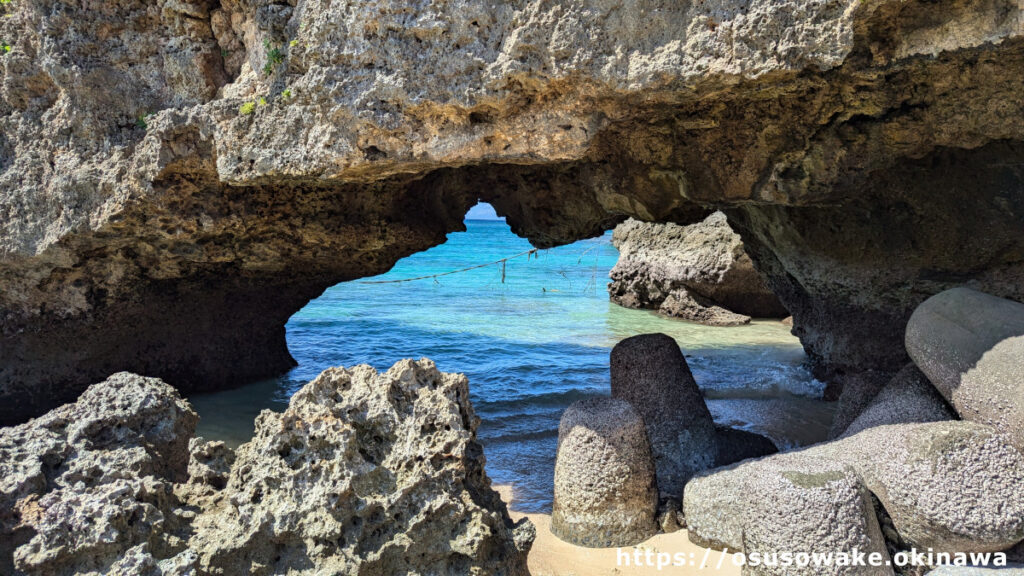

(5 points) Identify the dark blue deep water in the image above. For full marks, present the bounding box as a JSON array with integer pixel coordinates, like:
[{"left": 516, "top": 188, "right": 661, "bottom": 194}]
[{"left": 191, "top": 215, "right": 833, "bottom": 512}]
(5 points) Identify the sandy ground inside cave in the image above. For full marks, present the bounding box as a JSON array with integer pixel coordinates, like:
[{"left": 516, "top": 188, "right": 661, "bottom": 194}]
[{"left": 496, "top": 485, "right": 741, "bottom": 576}]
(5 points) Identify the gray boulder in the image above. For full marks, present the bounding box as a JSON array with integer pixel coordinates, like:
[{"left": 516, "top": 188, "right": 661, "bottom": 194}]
[
  {"left": 841, "top": 364, "right": 956, "bottom": 438},
  {"left": 611, "top": 333, "right": 718, "bottom": 496},
  {"left": 608, "top": 213, "right": 788, "bottom": 326},
  {"left": 686, "top": 421, "right": 1024, "bottom": 570},
  {"left": 828, "top": 369, "right": 894, "bottom": 437},
  {"left": 551, "top": 398, "right": 658, "bottom": 548},
  {"left": 842, "top": 423, "right": 1024, "bottom": 553},
  {"left": 906, "top": 288, "right": 1024, "bottom": 450},
  {"left": 685, "top": 451, "right": 892, "bottom": 575}
]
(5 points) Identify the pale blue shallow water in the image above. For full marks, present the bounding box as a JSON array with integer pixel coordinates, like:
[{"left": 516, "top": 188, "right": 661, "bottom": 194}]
[{"left": 191, "top": 217, "right": 834, "bottom": 513}]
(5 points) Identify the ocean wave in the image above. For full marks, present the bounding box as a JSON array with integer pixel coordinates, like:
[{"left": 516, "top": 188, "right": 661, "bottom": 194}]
[
  {"left": 473, "top": 387, "right": 606, "bottom": 413},
  {"left": 481, "top": 428, "right": 560, "bottom": 444}
]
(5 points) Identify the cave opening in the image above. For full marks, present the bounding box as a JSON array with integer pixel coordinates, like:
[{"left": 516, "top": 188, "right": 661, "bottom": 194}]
[{"left": 189, "top": 202, "right": 835, "bottom": 513}]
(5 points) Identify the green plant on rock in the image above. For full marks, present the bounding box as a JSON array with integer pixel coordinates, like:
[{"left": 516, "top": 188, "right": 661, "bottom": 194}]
[
  {"left": 135, "top": 113, "right": 151, "bottom": 130},
  {"left": 239, "top": 101, "right": 256, "bottom": 115},
  {"left": 1, "top": 42, "right": 10, "bottom": 54},
  {"left": 263, "top": 39, "right": 285, "bottom": 76},
  {"left": 280, "top": 89, "right": 292, "bottom": 101}
]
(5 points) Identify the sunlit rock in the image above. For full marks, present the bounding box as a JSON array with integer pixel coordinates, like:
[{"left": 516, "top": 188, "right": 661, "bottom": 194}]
[{"left": 551, "top": 397, "right": 658, "bottom": 548}]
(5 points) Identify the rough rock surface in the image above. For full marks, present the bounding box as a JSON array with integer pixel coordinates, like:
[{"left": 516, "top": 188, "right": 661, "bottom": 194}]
[
  {"left": 685, "top": 422, "right": 1024, "bottom": 568},
  {"left": 829, "top": 369, "right": 896, "bottom": 438},
  {"left": 714, "top": 425, "right": 779, "bottom": 466},
  {"left": 186, "top": 438, "right": 236, "bottom": 491},
  {"left": 0, "top": 361, "right": 532, "bottom": 576},
  {"left": 841, "top": 364, "right": 956, "bottom": 438},
  {"left": 685, "top": 450, "right": 891, "bottom": 575},
  {"left": 846, "top": 423, "right": 1024, "bottom": 553},
  {"left": 610, "top": 333, "right": 717, "bottom": 497},
  {"left": 658, "top": 288, "right": 756, "bottom": 327},
  {"left": 188, "top": 359, "right": 533, "bottom": 575},
  {"left": 0, "top": 372, "right": 198, "bottom": 576},
  {"left": 906, "top": 288, "right": 1024, "bottom": 451},
  {"left": 3, "top": 1, "right": 1024, "bottom": 422},
  {"left": 551, "top": 398, "right": 658, "bottom": 548},
  {"left": 609, "top": 213, "right": 787, "bottom": 325}
]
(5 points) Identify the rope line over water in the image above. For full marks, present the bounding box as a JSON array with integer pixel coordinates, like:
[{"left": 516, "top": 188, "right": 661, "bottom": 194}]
[{"left": 358, "top": 248, "right": 541, "bottom": 284}]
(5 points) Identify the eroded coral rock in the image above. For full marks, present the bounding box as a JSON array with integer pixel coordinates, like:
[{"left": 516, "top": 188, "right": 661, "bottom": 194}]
[
  {"left": 0, "top": 373, "right": 198, "bottom": 576},
  {"left": 609, "top": 214, "right": 788, "bottom": 326},
  {"left": 187, "top": 438, "right": 236, "bottom": 491},
  {"left": 1, "top": 363, "right": 530, "bottom": 575},
  {"left": 3, "top": 1, "right": 1024, "bottom": 424}
]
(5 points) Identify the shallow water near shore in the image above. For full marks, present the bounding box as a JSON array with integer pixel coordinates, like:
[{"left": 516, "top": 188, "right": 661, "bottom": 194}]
[{"left": 191, "top": 217, "right": 835, "bottom": 513}]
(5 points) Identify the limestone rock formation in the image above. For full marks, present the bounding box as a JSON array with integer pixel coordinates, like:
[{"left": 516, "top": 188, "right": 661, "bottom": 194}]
[
  {"left": 551, "top": 398, "right": 658, "bottom": 548},
  {"left": 658, "top": 288, "right": 756, "bottom": 327},
  {"left": 3, "top": 1, "right": 1024, "bottom": 422},
  {"left": 0, "top": 362, "right": 532, "bottom": 576},
  {"left": 609, "top": 213, "right": 787, "bottom": 326},
  {"left": 189, "top": 359, "right": 533, "bottom": 576},
  {"left": 840, "top": 364, "right": 956, "bottom": 438},
  {"left": 186, "top": 438, "right": 236, "bottom": 491},
  {"left": 906, "top": 288, "right": 1024, "bottom": 451},
  {"left": 685, "top": 421, "right": 1024, "bottom": 571},
  {"left": 0, "top": 372, "right": 199, "bottom": 576},
  {"left": 610, "top": 333, "right": 718, "bottom": 497}
]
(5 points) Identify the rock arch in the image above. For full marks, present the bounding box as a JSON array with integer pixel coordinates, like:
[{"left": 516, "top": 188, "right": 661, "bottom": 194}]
[{"left": 2, "top": 0, "right": 1024, "bottom": 423}]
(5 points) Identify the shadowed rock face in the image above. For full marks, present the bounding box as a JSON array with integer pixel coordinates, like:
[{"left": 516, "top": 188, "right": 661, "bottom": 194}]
[{"left": 2, "top": 0, "right": 1024, "bottom": 422}]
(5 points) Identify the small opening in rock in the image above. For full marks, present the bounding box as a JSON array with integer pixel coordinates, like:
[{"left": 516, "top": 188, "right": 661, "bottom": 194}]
[
  {"left": 362, "top": 146, "right": 387, "bottom": 161},
  {"left": 189, "top": 202, "right": 825, "bottom": 518}
]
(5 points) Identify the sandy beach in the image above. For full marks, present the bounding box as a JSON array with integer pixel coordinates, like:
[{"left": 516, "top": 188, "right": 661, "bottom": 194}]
[{"left": 497, "top": 485, "right": 741, "bottom": 576}]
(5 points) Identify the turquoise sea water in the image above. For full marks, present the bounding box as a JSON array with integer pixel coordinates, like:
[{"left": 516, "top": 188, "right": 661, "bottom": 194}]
[{"left": 191, "top": 217, "right": 834, "bottom": 513}]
